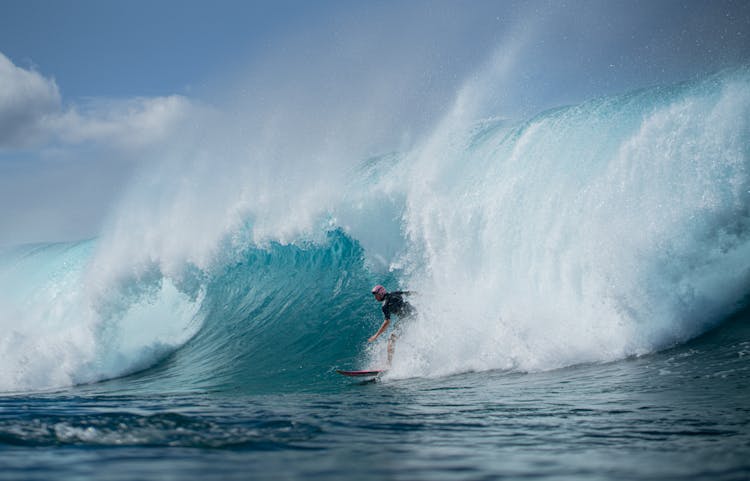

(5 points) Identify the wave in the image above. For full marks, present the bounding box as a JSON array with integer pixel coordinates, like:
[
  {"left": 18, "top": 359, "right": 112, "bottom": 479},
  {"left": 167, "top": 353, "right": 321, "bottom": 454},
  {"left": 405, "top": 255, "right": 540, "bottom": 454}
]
[
  {"left": 394, "top": 67, "right": 750, "bottom": 378},
  {"left": 0, "top": 240, "right": 203, "bottom": 392},
  {"left": 1, "top": 67, "right": 749, "bottom": 393},
  {"left": 123, "top": 230, "right": 389, "bottom": 394}
]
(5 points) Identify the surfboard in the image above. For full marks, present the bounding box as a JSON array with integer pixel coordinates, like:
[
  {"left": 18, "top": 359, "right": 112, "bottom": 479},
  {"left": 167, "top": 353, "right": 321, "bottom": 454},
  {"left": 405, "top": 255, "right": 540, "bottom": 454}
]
[{"left": 336, "top": 369, "right": 384, "bottom": 378}]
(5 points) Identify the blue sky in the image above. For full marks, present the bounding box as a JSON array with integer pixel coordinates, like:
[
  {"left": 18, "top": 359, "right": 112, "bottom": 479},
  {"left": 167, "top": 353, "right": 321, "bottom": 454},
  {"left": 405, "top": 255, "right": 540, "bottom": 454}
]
[
  {"left": 2, "top": 0, "right": 746, "bottom": 105},
  {"left": 1, "top": 0, "right": 749, "bottom": 245},
  {"left": 0, "top": 0, "right": 317, "bottom": 99}
]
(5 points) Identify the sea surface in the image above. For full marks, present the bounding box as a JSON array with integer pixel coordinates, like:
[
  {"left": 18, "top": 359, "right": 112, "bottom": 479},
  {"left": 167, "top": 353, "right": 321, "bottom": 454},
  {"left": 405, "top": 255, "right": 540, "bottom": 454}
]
[
  {"left": 1, "top": 313, "right": 748, "bottom": 481},
  {"left": 1, "top": 68, "right": 749, "bottom": 480}
]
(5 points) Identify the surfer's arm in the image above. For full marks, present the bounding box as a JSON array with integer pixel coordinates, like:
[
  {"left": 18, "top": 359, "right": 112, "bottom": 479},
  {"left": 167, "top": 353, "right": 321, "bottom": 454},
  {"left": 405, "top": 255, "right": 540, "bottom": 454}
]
[{"left": 368, "top": 318, "right": 390, "bottom": 342}]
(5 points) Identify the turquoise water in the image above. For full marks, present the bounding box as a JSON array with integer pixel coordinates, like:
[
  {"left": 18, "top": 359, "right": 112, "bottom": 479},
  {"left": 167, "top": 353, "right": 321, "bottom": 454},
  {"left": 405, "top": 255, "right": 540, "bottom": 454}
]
[
  {"left": 1, "top": 69, "right": 749, "bottom": 479},
  {"left": 1, "top": 314, "right": 748, "bottom": 480}
]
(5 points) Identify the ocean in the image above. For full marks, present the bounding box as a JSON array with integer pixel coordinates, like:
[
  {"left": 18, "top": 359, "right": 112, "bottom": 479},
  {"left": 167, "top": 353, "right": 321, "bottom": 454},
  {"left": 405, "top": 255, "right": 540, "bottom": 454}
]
[{"left": 0, "top": 67, "right": 749, "bottom": 480}]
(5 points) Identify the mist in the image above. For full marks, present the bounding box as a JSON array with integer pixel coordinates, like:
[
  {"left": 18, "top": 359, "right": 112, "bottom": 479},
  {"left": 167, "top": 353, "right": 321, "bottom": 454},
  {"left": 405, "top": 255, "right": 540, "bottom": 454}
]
[{"left": 0, "top": 0, "right": 748, "bottom": 246}]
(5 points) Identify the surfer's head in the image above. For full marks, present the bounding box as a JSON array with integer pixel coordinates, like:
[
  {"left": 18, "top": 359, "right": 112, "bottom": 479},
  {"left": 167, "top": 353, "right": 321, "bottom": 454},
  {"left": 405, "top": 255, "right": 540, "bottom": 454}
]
[{"left": 371, "top": 285, "right": 387, "bottom": 302}]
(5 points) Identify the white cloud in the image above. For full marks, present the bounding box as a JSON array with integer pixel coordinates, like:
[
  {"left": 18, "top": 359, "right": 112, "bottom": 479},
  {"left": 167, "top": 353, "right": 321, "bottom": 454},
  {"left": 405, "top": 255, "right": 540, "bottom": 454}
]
[
  {"left": 0, "top": 52, "right": 62, "bottom": 147},
  {"left": 0, "top": 51, "right": 202, "bottom": 246},
  {"left": 48, "top": 95, "right": 194, "bottom": 149},
  {"left": 0, "top": 52, "right": 193, "bottom": 150}
]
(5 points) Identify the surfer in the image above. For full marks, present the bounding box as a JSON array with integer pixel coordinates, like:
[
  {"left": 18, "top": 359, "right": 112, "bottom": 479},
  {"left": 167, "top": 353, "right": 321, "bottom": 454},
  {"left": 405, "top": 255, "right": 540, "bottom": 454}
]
[{"left": 368, "top": 285, "right": 415, "bottom": 365}]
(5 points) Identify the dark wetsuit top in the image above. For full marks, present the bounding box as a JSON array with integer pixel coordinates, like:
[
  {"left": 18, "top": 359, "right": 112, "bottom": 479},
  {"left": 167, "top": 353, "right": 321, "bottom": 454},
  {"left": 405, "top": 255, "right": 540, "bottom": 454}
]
[{"left": 381, "top": 291, "right": 415, "bottom": 320}]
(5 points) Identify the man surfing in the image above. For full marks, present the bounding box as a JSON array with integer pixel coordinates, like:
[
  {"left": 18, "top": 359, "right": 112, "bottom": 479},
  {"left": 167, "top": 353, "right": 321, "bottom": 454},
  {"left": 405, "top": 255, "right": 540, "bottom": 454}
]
[{"left": 368, "top": 285, "right": 415, "bottom": 365}]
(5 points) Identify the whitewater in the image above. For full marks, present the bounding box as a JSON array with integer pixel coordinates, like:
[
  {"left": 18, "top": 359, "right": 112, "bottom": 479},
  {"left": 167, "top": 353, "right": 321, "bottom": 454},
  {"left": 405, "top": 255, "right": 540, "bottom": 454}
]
[
  {"left": 0, "top": 67, "right": 749, "bottom": 481},
  {"left": 1, "top": 67, "right": 748, "bottom": 392}
]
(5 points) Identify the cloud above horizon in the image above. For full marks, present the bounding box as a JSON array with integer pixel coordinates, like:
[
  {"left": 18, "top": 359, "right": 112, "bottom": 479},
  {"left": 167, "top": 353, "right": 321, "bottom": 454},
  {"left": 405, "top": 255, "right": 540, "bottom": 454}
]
[
  {"left": 0, "top": 52, "right": 61, "bottom": 147},
  {"left": 0, "top": 51, "right": 203, "bottom": 246},
  {"left": 0, "top": 52, "right": 193, "bottom": 151}
]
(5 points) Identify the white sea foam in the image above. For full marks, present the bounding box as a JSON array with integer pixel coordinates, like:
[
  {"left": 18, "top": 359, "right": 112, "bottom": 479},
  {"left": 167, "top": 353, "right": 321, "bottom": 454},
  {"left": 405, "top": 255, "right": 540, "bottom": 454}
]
[
  {"left": 387, "top": 69, "right": 750, "bottom": 378},
  {"left": 0, "top": 241, "right": 202, "bottom": 392}
]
